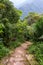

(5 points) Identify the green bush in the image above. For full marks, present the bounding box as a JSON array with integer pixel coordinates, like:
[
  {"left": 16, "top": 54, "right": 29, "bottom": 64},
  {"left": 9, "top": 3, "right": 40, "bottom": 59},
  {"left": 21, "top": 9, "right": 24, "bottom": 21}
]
[
  {"left": 12, "top": 20, "right": 29, "bottom": 41},
  {"left": 34, "top": 18, "right": 43, "bottom": 38},
  {"left": 28, "top": 17, "right": 43, "bottom": 40},
  {"left": 9, "top": 40, "right": 22, "bottom": 49},
  {"left": 0, "top": 43, "right": 9, "bottom": 59},
  {"left": 28, "top": 42, "right": 43, "bottom": 65}
]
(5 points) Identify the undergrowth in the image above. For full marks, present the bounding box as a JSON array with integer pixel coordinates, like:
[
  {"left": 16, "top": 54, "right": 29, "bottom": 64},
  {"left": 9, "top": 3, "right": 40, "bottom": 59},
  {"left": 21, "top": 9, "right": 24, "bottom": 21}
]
[{"left": 27, "top": 41, "right": 43, "bottom": 65}]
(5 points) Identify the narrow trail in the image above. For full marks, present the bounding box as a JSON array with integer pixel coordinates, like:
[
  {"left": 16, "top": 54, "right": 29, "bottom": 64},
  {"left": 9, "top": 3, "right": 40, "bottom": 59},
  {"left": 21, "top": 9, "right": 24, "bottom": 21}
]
[{"left": 0, "top": 41, "right": 38, "bottom": 65}]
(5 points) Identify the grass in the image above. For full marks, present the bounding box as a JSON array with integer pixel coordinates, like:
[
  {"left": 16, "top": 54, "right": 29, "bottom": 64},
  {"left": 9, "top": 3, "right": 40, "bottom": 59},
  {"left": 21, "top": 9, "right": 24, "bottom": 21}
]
[
  {"left": 9, "top": 40, "right": 22, "bottom": 49},
  {"left": 0, "top": 42, "right": 10, "bottom": 59},
  {"left": 27, "top": 41, "right": 43, "bottom": 65}
]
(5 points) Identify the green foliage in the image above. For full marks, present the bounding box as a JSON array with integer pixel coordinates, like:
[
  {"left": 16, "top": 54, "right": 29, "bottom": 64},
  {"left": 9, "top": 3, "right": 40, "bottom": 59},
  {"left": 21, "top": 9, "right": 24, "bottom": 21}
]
[
  {"left": 25, "top": 12, "right": 40, "bottom": 25},
  {"left": 0, "top": 23, "right": 3, "bottom": 34},
  {"left": 0, "top": 42, "right": 9, "bottom": 59},
  {"left": 0, "top": 0, "right": 23, "bottom": 59},
  {"left": 0, "top": 0, "right": 22, "bottom": 46},
  {"left": 13, "top": 20, "right": 29, "bottom": 41},
  {"left": 0, "top": 0, "right": 43, "bottom": 62},
  {"left": 28, "top": 42, "right": 43, "bottom": 65},
  {"left": 28, "top": 17, "right": 43, "bottom": 40},
  {"left": 27, "top": 15, "right": 43, "bottom": 65},
  {"left": 0, "top": 0, "right": 21, "bottom": 23},
  {"left": 9, "top": 40, "right": 23, "bottom": 49},
  {"left": 34, "top": 18, "right": 43, "bottom": 37}
]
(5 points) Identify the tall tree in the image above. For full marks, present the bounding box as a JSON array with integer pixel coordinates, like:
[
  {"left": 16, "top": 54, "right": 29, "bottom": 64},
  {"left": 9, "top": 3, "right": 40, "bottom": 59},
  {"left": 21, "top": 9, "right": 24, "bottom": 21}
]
[{"left": 0, "top": 0, "right": 22, "bottom": 46}]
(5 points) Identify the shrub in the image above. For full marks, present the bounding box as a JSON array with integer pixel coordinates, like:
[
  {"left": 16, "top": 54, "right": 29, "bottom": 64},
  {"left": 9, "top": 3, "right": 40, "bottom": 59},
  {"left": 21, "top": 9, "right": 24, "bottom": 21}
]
[
  {"left": 12, "top": 20, "right": 29, "bottom": 41},
  {"left": 28, "top": 42, "right": 43, "bottom": 65},
  {"left": 9, "top": 40, "right": 22, "bottom": 49},
  {"left": 28, "top": 17, "right": 43, "bottom": 40},
  {"left": 0, "top": 42, "right": 9, "bottom": 59}
]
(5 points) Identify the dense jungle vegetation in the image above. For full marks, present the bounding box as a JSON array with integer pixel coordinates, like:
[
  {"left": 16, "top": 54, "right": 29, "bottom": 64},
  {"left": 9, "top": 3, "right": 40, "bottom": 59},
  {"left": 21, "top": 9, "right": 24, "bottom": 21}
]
[{"left": 0, "top": 0, "right": 43, "bottom": 65}]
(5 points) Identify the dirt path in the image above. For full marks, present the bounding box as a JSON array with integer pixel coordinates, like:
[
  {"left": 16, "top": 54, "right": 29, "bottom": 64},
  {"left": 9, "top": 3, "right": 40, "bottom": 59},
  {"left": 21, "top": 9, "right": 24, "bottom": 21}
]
[{"left": 0, "top": 41, "right": 38, "bottom": 65}]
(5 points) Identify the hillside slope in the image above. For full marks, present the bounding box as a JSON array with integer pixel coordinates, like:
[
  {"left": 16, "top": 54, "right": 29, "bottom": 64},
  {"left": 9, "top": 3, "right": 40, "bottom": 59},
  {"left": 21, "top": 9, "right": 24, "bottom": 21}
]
[{"left": 19, "top": 0, "right": 43, "bottom": 19}]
